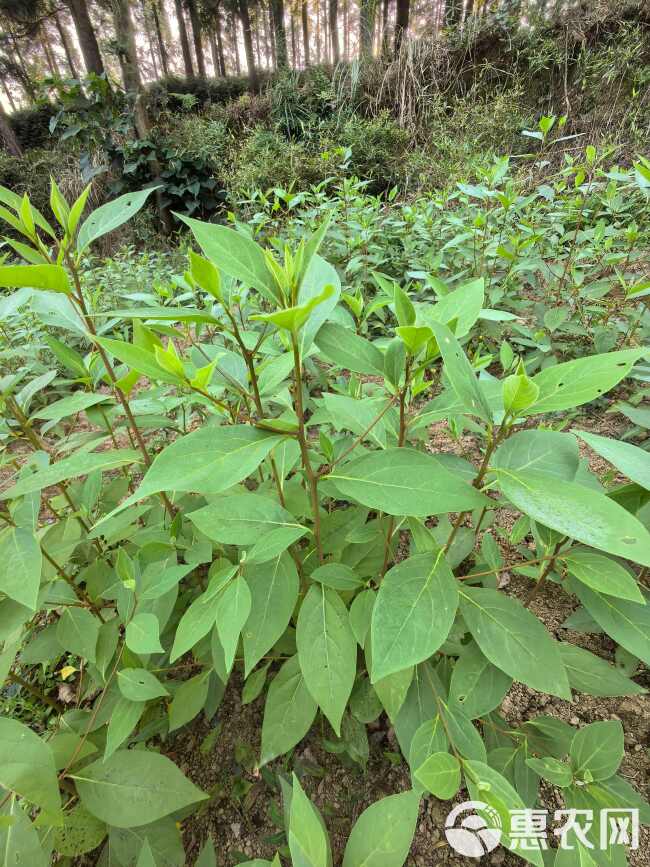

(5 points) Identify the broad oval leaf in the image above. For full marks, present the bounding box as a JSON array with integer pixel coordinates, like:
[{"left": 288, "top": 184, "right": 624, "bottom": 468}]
[
  {"left": 72, "top": 750, "right": 207, "bottom": 828},
  {"left": 296, "top": 584, "right": 356, "bottom": 735},
  {"left": 342, "top": 789, "right": 421, "bottom": 867},
  {"left": 0, "top": 526, "right": 41, "bottom": 610},
  {"left": 243, "top": 553, "right": 299, "bottom": 676},
  {"left": 459, "top": 587, "right": 571, "bottom": 699},
  {"left": 371, "top": 551, "right": 458, "bottom": 682},
  {"left": 260, "top": 654, "right": 318, "bottom": 766},
  {"left": 576, "top": 430, "right": 650, "bottom": 490},
  {"left": 0, "top": 718, "right": 60, "bottom": 820},
  {"left": 328, "top": 448, "right": 489, "bottom": 517}
]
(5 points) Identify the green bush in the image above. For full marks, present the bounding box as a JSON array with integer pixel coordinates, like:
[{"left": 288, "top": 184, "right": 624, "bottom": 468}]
[{"left": 8, "top": 105, "right": 56, "bottom": 151}]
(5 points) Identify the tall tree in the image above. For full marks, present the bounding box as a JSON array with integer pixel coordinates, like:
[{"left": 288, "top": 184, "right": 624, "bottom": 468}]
[
  {"left": 301, "top": 0, "right": 309, "bottom": 66},
  {"left": 150, "top": 0, "right": 170, "bottom": 75},
  {"left": 67, "top": 0, "right": 105, "bottom": 75},
  {"left": 203, "top": 0, "right": 226, "bottom": 75},
  {"left": 54, "top": 11, "right": 80, "bottom": 78},
  {"left": 186, "top": 0, "right": 207, "bottom": 76},
  {"left": 359, "top": 0, "right": 375, "bottom": 58},
  {"left": 380, "top": 0, "right": 390, "bottom": 53},
  {"left": 174, "top": 0, "right": 195, "bottom": 75},
  {"left": 112, "top": 0, "right": 141, "bottom": 91},
  {"left": 328, "top": 0, "right": 338, "bottom": 63},
  {"left": 270, "top": 0, "right": 287, "bottom": 68},
  {"left": 237, "top": 0, "right": 258, "bottom": 87},
  {"left": 229, "top": 10, "right": 240, "bottom": 73},
  {"left": 393, "top": 0, "right": 408, "bottom": 51}
]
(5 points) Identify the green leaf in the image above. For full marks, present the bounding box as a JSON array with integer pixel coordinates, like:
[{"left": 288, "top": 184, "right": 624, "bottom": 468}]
[
  {"left": 370, "top": 551, "right": 458, "bottom": 682},
  {"left": 56, "top": 608, "right": 99, "bottom": 663},
  {"left": 189, "top": 250, "right": 222, "bottom": 300},
  {"left": 105, "top": 427, "right": 284, "bottom": 518},
  {"left": 464, "top": 760, "right": 544, "bottom": 867},
  {"left": 527, "top": 349, "right": 645, "bottom": 414},
  {"left": 327, "top": 448, "right": 489, "bottom": 517},
  {"left": 252, "top": 284, "right": 334, "bottom": 333},
  {"left": 243, "top": 553, "right": 299, "bottom": 676},
  {"left": 570, "top": 581, "right": 650, "bottom": 664},
  {"left": 492, "top": 430, "right": 579, "bottom": 481},
  {"left": 0, "top": 526, "right": 41, "bottom": 610},
  {"left": 575, "top": 430, "right": 650, "bottom": 490},
  {"left": 77, "top": 189, "right": 156, "bottom": 252},
  {"left": 449, "top": 641, "right": 512, "bottom": 719},
  {"left": 408, "top": 717, "right": 447, "bottom": 788},
  {"left": 188, "top": 492, "right": 304, "bottom": 545},
  {"left": 502, "top": 373, "right": 539, "bottom": 413},
  {"left": 561, "top": 548, "right": 644, "bottom": 603},
  {"left": 216, "top": 575, "right": 251, "bottom": 670},
  {"left": 177, "top": 215, "right": 277, "bottom": 301},
  {"left": 72, "top": 750, "right": 207, "bottom": 828},
  {"left": 296, "top": 584, "right": 357, "bottom": 735},
  {"left": 170, "top": 569, "right": 235, "bottom": 663},
  {"left": 439, "top": 699, "right": 486, "bottom": 762},
  {"left": 169, "top": 672, "right": 210, "bottom": 732},
  {"left": 314, "top": 322, "right": 384, "bottom": 375},
  {"left": 396, "top": 325, "right": 433, "bottom": 355},
  {"left": 0, "top": 718, "right": 60, "bottom": 820},
  {"left": 32, "top": 392, "right": 113, "bottom": 423},
  {"left": 105, "top": 697, "right": 145, "bottom": 760},
  {"left": 136, "top": 839, "right": 156, "bottom": 867},
  {"left": 195, "top": 838, "right": 218, "bottom": 867},
  {"left": 342, "top": 789, "right": 421, "bottom": 867},
  {"left": 117, "top": 668, "right": 169, "bottom": 701},
  {"left": 0, "top": 263, "right": 70, "bottom": 294},
  {"left": 393, "top": 285, "right": 415, "bottom": 327},
  {"left": 428, "top": 321, "right": 492, "bottom": 421},
  {"left": 310, "top": 563, "right": 363, "bottom": 592},
  {"left": 570, "top": 720, "right": 624, "bottom": 781},
  {"left": 260, "top": 654, "right": 318, "bottom": 766},
  {"left": 415, "top": 752, "right": 461, "bottom": 799},
  {"left": 289, "top": 774, "right": 332, "bottom": 867},
  {"left": 496, "top": 468, "right": 650, "bottom": 567},
  {"left": 125, "top": 613, "right": 164, "bottom": 655},
  {"left": 0, "top": 796, "right": 48, "bottom": 867},
  {"left": 525, "top": 756, "right": 573, "bottom": 787},
  {"left": 420, "top": 277, "right": 484, "bottom": 337},
  {"left": 242, "top": 662, "right": 271, "bottom": 704},
  {"left": 459, "top": 587, "right": 570, "bottom": 699},
  {"left": 349, "top": 588, "right": 375, "bottom": 648},
  {"left": 95, "top": 336, "right": 182, "bottom": 385},
  {"left": 0, "top": 449, "right": 140, "bottom": 501},
  {"left": 559, "top": 642, "right": 646, "bottom": 696}
]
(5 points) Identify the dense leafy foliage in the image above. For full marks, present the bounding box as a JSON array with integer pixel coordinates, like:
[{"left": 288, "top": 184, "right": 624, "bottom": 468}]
[{"left": 0, "top": 150, "right": 648, "bottom": 866}]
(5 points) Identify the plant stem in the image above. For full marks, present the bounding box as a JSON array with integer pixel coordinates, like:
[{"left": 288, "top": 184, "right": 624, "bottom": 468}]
[
  {"left": 6, "top": 672, "right": 64, "bottom": 713},
  {"left": 523, "top": 540, "right": 565, "bottom": 607},
  {"left": 380, "top": 365, "right": 410, "bottom": 577},
  {"left": 292, "top": 335, "right": 322, "bottom": 563}
]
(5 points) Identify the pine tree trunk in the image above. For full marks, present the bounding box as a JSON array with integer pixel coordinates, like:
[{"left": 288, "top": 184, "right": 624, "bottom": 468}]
[
  {"left": 174, "top": 0, "right": 195, "bottom": 75},
  {"left": 238, "top": 0, "right": 259, "bottom": 88},
  {"left": 214, "top": 10, "right": 227, "bottom": 74},
  {"left": 270, "top": 0, "right": 288, "bottom": 68},
  {"left": 230, "top": 13, "right": 242, "bottom": 74},
  {"left": 359, "top": 0, "right": 375, "bottom": 58},
  {"left": 151, "top": 0, "right": 170, "bottom": 76},
  {"left": 290, "top": 11, "right": 297, "bottom": 66},
  {"left": 393, "top": 0, "right": 409, "bottom": 51},
  {"left": 187, "top": 0, "right": 207, "bottom": 77},
  {"left": 55, "top": 13, "right": 80, "bottom": 78},
  {"left": 67, "top": 0, "right": 105, "bottom": 76},
  {"left": 329, "top": 0, "right": 339, "bottom": 63},
  {"left": 0, "top": 105, "right": 22, "bottom": 157},
  {"left": 381, "top": 0, "right": 390, "bottom": 53},
  {"left": 301, "top": 0, "right": 310, "bottom": 66}
]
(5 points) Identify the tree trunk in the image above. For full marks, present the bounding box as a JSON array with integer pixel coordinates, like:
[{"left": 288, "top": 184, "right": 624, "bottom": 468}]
[
  {"left": 67, "top": 0, "right": 105, "bottom": 76},
  {"left": 40, "top": 25, "right": 62, "bottom": 77},
  {"left": 381, "top": 0, "right": 390, "bottom": 53},
  {"left": 55, "top": 13, "right": 80, "bottom": 78},
  {"left": 238, "top": 0, "right": 259, "bottom": 88},
  {"left": 230, "top": 12, "right": 241, "bottom": 74},
  {"left": 393, "top": 0, "right": 409, "bottom": 52},
  {"left": 0, "top": 105, "right": 22, "bottom": 157},
  {"left": 343, "top": 0, "right": 349, "bottom": 60},
  {"left": 1, "top": 78, "right": 17, "bottom": 112},
  {"left": 214, "top": 10, "right": 227, "bottom": 74},
  {"left": 112, "top": 0, "right": 141, "bottom": 91},
  {"left": 301, "top": 0, "right": 310, "bottom": 66},
  {"left": 140, "top": 0, "right": 160, "bottom": 78},
  {"left": 315, "top": 0, "right": 320, "bottom": 62},
  {"left": 151, "top": 0, "right": 170, "bottom": 76},
  {"left": 290, "top": 10, "right": 297, "bottom": 66},
  {"left": 174, "top": 0, "right": 195, "bottom": 75},
  {"left": 187, "top": 0, "right": 207, "bottom": 77},
  {"left": 270, "top": 0, "right": 288, "bottom": 68},
  {"left": 359, "top": 0, "right": 375, "bottom": 58},
  {"left": 329, "top": 0, "right": 339, "bottom": 63}
]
